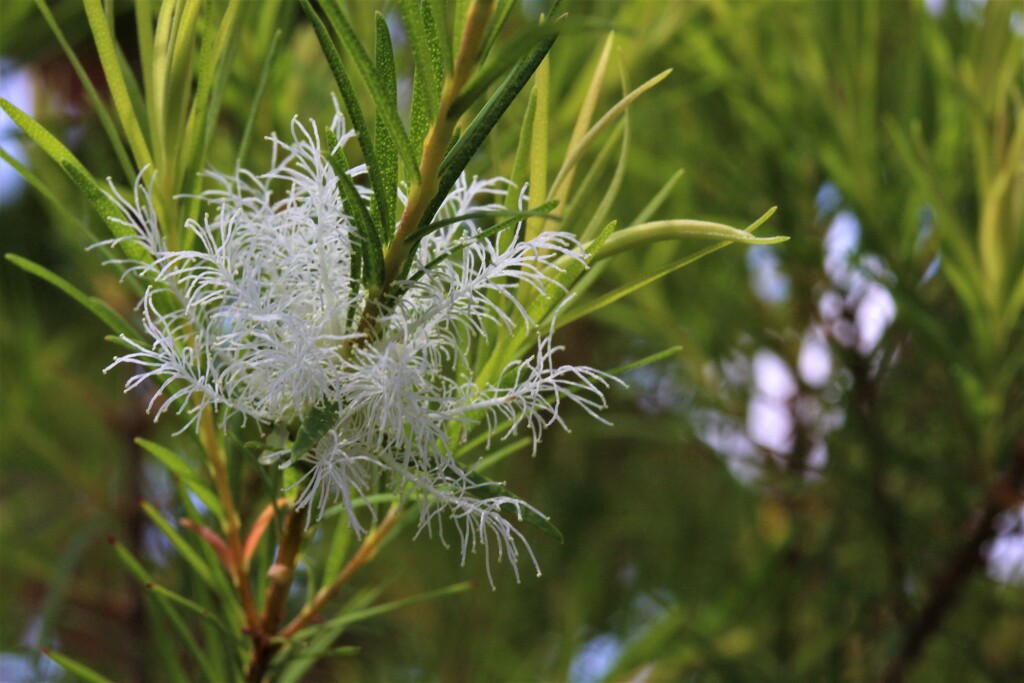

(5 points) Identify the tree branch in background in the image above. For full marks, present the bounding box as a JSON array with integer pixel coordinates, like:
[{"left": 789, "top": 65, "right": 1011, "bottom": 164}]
[{"left": 881, "top": 438, "right": 1024, "bottom": 683}]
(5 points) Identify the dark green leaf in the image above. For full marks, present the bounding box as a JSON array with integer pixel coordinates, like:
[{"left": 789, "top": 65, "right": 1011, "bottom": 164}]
[
  {"left": 372, "top": 13, "right": 398, "bottom": 239},
  {"left": 292, "top": 401, "right": 340, "bottom": 458},
  {"left": 300, "top": 0, "right": 391, "bottom": 238},
  {"left": 316, "top": 0, "right": 420, "bottom": 178},
  {"left": 325, "top": 130, "right": 384, "bottom": 287},
  {"left": 426, "top": 34, "right": 558, "bottom": 233},
  {"left": 461, "top": 468, "right": 564, "bottom": 542}
]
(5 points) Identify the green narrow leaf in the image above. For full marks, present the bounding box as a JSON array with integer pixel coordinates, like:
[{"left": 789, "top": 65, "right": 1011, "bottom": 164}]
[
  {"left": 427, "top": 32, "right": 559, "bottom": 233},
  {"left": 5, "top": 254, "right": 139, "bottom": 340},
  {"left": 0, "top": 99, "right": 148, "bottom": 262},
  {"left": 43, "top": 650, "right": 116, "bottom": 683},
  {"left": 479, "top": 0, "right": 517, "bottom": 62},
  {"left": 398, "top": 0, "right": 441, "bottom": 110},
  {"left": 607, "top": 346, "right": 684, "bottom": 376},
  {"left": 316, "top": 0, "right": 420, "bottom": 178},
  {"left": 554, "top": 31, "right": 614, "bottom": 206},
  {"left": 525, "top": 55, "right": 550, "bottom": 239},
  {"left": 410, "top": 69, "right": 434, "bottom": 161},
  {"left": 452, "top": 20, "right": 569, "bottom": 117},
  {"left": 109, "top": 541, "right": 220, "bottom": 681},
  {"left": 503, "top": 89, "right": 536, "bottom": 213},
  {"left": 549, "top": 69, "right": 672, "bottom": 198},
  {"left": 301, "top": 0, "right": 396, "bottom": 236},
  {"left": 595, "top": 214, "right": 787, "bottom": 261},
  {"left": 288, "top": 581, "right": 474, "bottom": 643},
  {"left": 557, "top": 208, "right": 779, "bottom": 329},
  {"left": 135, "top": 438, "right": 225, "bottom": 519},
  {"left": 274, "top": 590, "right": 380, "bottom": 683},
  {"left": 140, "top": 501, "right": 216, "bottom": 589},
  {"left": 461, "top": 468, "right": 563, "bottom": 542},
  {"left": 292, "top": 401, "right": 341, "bottom": 458},
  {"left": 31, "top": 0, "right": 134, "bottom": 180},
  {"left": 428, "top": 0, "right": 454, "bottom": 74},
  {"left": 0, "top": 146, "right": 97, "bottom": 238},
  {"left": 372, "top": 13, "right": 398, "bottom": 238},
  {"left": 631, "top": 168, "right": 685, "bottom": 226},
  {"left": 422, "top": 0, "right": 448, "bottom": 84},
  {"left": 579, "top": 61, "right": 631, "bottom": 241},
  {"left": 145, "top": 583, "right": 231, "bottom": 634},
  {"left": 237, "top": 28, "right": 283, "bottom": 166},
  {"left": 81, "top": 0, "right": 152, "bottom": 169},
  {"left": 325, "top": 131, "right": 384, "bottom": 286},
  {"left": 180, "top": 0, "right": 243, "bottom": 192}
]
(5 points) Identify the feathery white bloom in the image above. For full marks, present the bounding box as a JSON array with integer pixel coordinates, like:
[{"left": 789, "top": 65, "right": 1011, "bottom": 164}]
[{"left": 101, "top": 110, "right": 624, "bottom": 584}]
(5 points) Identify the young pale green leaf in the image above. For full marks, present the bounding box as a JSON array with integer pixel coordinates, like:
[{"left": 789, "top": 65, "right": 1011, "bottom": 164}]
[
  {"left": 325, "top": 131, "right": 384, "bottom": 287},
  {"left": 42, "top": 650, "right": 116, "bottom": 683},
  {"left": 323, "top": 514, "right": 353, "bottom": 581},
  {"left": 503, "top": 89, "right": 536, "bottom": 213},
  {"left": 372, "top": 13, "right": 398, "bottom": 238},
  {"left": 594, "top": 213, "right": 787, "bottom": 261},
  {"left": 557, "top": 208, "right": 779, "bottom": 329},
  {"left": 549, "top": 69, "right": 672, "bottom": 198},
  {"left": 525, "top": 55, "right": 550, "bottom": 239},
  {"left": 561, "top": 119, "right": 624, "bottom": 232},
  {"left": 555, "top": 32, "right": 614, "bottom": 206},
  {"left": 81, "top": 0, "right": 152, "bottom": 169},
  {"left": 579, "top": 69, "right": 631, "bottom": 241},
  {"left": 0, "top": 99, "right": 148, "bottom": 262},
  {"left": 5, "top": 254, "right": 139, "bottom": 340},
  {"left": 480, "top": 221, "right": 616, "bottom": 384},
  {"left": 316, "top": 0, "right": 420, "bottom": 179},
  {"left": 292, "top": 401, "right": 341, "bottom": 459},
  {"left": 403, "top": 202, "right": 560, "bottom": 293},
  {"left": 539, "top": 221, "right": 616, "bottom": 316},
  {"left": 179, "top": 0, "right": 243, "bottom": 195},
  {"left": 465, "top": 437, "right": 531, "bottom": 474}
]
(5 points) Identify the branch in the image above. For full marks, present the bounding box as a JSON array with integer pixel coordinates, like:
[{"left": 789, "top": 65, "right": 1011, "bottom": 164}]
[{"left": 880, "top": 438, "right": 1024, "bottom": 683}]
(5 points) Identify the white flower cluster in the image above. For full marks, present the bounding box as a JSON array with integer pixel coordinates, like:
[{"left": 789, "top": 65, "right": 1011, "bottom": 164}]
[{"left": 102, "top": 112, "right": 622, "bottom": 583}]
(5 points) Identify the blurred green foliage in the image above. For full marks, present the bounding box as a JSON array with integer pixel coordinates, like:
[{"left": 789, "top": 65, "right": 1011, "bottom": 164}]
[{"left": 1, "top": 1, "right": 1021, "bottom": 682}]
